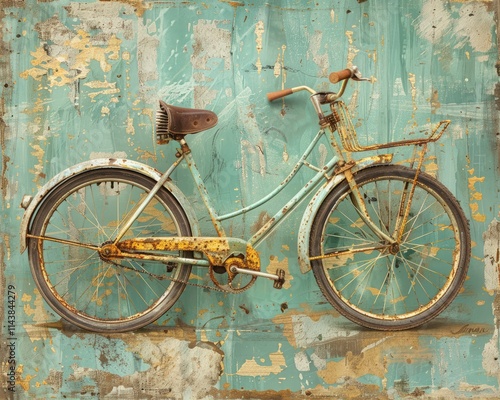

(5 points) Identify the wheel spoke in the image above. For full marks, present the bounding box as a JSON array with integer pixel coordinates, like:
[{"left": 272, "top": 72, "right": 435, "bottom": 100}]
[
  {"left": 310, "top": 165, "right": 470, "bottom": 330},
  {"left": 28, "top": 169, "right": 192, "bottom": 332}
]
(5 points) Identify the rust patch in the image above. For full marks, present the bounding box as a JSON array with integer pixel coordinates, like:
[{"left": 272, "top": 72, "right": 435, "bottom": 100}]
[{"left": 210, "top": 379, "right": 387, "bottom": 399}]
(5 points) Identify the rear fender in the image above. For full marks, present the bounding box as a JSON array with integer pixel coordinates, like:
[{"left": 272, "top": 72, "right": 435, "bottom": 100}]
[{"left": 20, "top": 158, "right": 199, "bottom": 253}]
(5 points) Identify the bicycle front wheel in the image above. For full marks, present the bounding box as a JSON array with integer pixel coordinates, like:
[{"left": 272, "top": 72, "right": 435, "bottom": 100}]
[
  {"left": 28, "top": 168, "right": 193, "bottom": 332},
  {"left": 309, "top": 165, "right": 470, "bottom": 330}
]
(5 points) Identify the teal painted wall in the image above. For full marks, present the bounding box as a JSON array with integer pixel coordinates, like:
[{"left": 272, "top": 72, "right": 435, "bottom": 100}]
[{"left": 1, "top": 0, "right": 499, "bottom": 398}]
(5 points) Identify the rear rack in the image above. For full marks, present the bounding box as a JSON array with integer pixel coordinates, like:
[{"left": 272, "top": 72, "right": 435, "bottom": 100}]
[{"left": 329, "top": 101, "right": 450, "bottom": 152}]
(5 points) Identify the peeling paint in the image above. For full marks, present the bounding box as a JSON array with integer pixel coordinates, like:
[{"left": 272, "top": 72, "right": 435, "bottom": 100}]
[
  {"left": 417, "top": 0, "right": 493, "bottom": 54},
  {"left": 484, "top": 219, "right": 500, "bottom": 292},
  {"left": 255, "top": 20, "right": 264, "bottom": 75},
  {"left": 191, "top": 20, "right": 232, "bottom": 71},
  {"left": 236, "top": 344, "right": 286, "bottom": 377},
  {"left": 468, "top": 169, "right": 487, "bottom": 223},
  {"left": 416, "top": 0, "right": 453, "bottom": 44},
  {"left": 454, "top": 2, "right": 494, "bottom": 53}
]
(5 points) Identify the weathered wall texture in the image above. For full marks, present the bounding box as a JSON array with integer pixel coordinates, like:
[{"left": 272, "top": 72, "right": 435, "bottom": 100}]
[{"left": 1, "top": 0, "right": 499, "bottom": 398}]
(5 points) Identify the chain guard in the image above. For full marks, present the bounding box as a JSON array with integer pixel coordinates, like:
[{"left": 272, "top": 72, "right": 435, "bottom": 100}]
[{"left": 116, "top": 237, "right": 262, "bottom": 293}]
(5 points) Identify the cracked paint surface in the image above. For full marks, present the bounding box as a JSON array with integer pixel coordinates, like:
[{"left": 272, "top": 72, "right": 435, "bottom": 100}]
[{"left": 1, "top": 0, "right": 499, "bottom": 398}]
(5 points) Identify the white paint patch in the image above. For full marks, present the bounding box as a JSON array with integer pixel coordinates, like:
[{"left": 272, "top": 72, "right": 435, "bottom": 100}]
[
  {"left": 127, "top": 336, "right": 222, "bottom": 398},
  {"left": 291, "top": 314, "right": 358, "bottom": 348},
  {"left": 294, "top": 351, "right": 311, "bottom": 372},
  {"left": 415, "top": 0, "right": 453, "bottom": 44},
  {"left": 89, "top": 151, "right": 127, "bottom": 160},
  {"left": 482, "top": 326, "right": 499, "bottom": 377},
  {"left": 307, "top": 29, "right": 329, "bottom": 77},
  {"left": 310, "top": 352, "right": 327, "bottom": 370},
  {"left": 65, "top": 2, "right": 135, "bottom": 40},
  {"left": 484, "top": 219, "right": 500, "bottom": 292},
  {"left": 157, "top": 80, "right": 196, "bottom": 104},
  {"left": 454, "top": 3, "right": 494, "bottom": 53},
  {"left": 137, "top": 19, "right": 159, "bottom": 84},
  {"left": 393, "top": 77, "right": 406, "bottom": 96},
  {"left": 191, "top": 20, "right": 232, "bottom": 71},
  {"left": 416, "top": 1, "right": 493, "bottom": 54}
]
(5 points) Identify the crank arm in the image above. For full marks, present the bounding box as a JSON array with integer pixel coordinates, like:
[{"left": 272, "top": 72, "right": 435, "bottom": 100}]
[
  {"left": 230, "top": 265, "right": 278, "bottom": 280},
  {"left": 229, "top": 265, "right": 286, "bottom": 289}
]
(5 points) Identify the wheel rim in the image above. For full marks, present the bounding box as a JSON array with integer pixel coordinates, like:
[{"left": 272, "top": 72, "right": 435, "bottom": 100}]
[
  {"left": 30, "top": 171, "right": 190, "bottom": 326},
  {"left": 317, "top": 174, "right": 464, "bottom": 322}
]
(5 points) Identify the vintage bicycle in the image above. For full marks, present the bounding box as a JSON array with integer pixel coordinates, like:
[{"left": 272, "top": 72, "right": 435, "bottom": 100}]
[{"left": 20, "top": 67, "right": 471, "bottom": 332}]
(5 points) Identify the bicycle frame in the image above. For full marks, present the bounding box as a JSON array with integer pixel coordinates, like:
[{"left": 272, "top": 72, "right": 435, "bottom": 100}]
[
  {"left": 20, "top": 65, "right": 469, "bottom": 332},
  {"left": 112, "top": 115, "right": 400, "bottom": 277},
  {"left": 21, "top": 72, "right": 450, "bottom": 284},
  {"left": 114, "top": 127, "right": 342, "bottom": 263}
]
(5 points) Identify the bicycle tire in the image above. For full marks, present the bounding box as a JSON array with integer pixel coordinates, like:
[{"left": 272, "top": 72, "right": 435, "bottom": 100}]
[
  {"left": 309, "top": 164, "right": 470, "bottom": 330},
  {"left": 28, "top": 168, "right": 193, "bottom": 332}
]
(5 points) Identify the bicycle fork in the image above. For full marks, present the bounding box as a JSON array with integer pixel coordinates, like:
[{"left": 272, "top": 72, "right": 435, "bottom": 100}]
[{"left": 344, "top": 143, "right": 429, "bottom": 251}]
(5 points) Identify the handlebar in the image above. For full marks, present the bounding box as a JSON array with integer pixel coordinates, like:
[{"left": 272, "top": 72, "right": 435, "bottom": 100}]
[
  {"left": 329, "top": 68, "right": 353, "bottom": 84},
  {"left": 266, "top": 88, "right": 294, "bottom": 102},
  {"left": 267, "top": 66, "right": 370, "bottom": 103}
]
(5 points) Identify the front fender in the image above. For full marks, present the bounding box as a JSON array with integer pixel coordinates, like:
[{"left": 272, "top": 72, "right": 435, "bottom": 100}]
[
  {"left": 20, "top": 158, "right": 200, "bottom": 253},
  {"left": 297, "top": 155, "right": 394, "bottom": 273},
  {"left": 297, "top": 173, "right": 346, "bottom": 274}
]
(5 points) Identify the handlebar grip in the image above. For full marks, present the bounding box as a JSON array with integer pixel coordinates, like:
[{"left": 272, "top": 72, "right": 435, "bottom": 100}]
[
  {"left": 267, "top": 88, "right": 293, "bottom": 102},
  {"left": 329, "top": 68, "right": 352, "bottom": 84}
]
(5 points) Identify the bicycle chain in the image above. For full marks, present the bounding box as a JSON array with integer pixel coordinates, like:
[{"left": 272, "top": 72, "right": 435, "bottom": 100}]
[{"left": 109, "top": 260, "right": 228, "bottom": 293}]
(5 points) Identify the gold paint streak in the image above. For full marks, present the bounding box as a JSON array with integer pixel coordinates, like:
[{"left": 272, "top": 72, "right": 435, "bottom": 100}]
[
  {"left": 366, "top": 287, "right": 382, "bottom": 296},
  {"left": 318, "top": 350, "right": 384, "bottom": 385},
  {"left": 467, "top": 169, "right": 486, "bottom": 222},
  {"left": 408, "top": 73, "right": 417, "bottom": 128},
  {"left": 20, "top": 32, "right": 122, "bottom": 87},
  {"left": 198, "top": 309, "right": 209, "bottom": 317},
  {"left": 126, "top": 112, "right": 135, "bottom": 135},
  {"left": 17, "top": 365, "right": 33, "bottom": 392},
  {"left": 29, "top": 142, "right": 46, "bottom": 185},
  {"left": 22, "top": 290, "right": 52, "bottom": 342},
  {"left": 345, "top": 31, "right": 359, "bottom": 67},
  {"left": 255, "top": 21, "right": 264, "bottom": 75},
  {"left": 390, "top": 295, "right": 407, "bottom": 305},
  {"left": 351, "top": 218, "right": 365, "bottom": 229}
]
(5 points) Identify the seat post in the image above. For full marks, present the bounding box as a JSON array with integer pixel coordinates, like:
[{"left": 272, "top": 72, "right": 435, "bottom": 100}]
[{"left": 176, "top": 138, "right": 191, "bottom": 156}]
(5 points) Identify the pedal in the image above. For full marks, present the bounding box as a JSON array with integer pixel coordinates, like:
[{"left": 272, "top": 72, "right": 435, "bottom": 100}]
[{"left": 273, "top": 268, "right": 286, "bottom": 289}]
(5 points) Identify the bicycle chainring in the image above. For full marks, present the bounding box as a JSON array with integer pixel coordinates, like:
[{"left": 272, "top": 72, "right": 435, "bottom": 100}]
[{"left": 209, "top": 256, "right": 257, "bottom": 293}]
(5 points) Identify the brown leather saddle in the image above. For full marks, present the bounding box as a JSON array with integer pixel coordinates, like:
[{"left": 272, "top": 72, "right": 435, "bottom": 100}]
[{"left": 156, "top": 100, "right": 218, "bottom": 144}]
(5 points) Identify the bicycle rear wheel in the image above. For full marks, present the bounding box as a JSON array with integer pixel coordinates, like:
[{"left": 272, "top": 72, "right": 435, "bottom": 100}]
[
  {"left": 28, "top": 168, "right": 192, "bottom": 332},
  {"left": 309, "top": 165, "right": 470, "bottom": 330}
]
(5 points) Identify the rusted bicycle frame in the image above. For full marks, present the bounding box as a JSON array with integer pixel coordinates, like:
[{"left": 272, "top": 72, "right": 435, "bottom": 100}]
[{"left": 21, "top": 66, "right": 450, "bottom": 293}]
